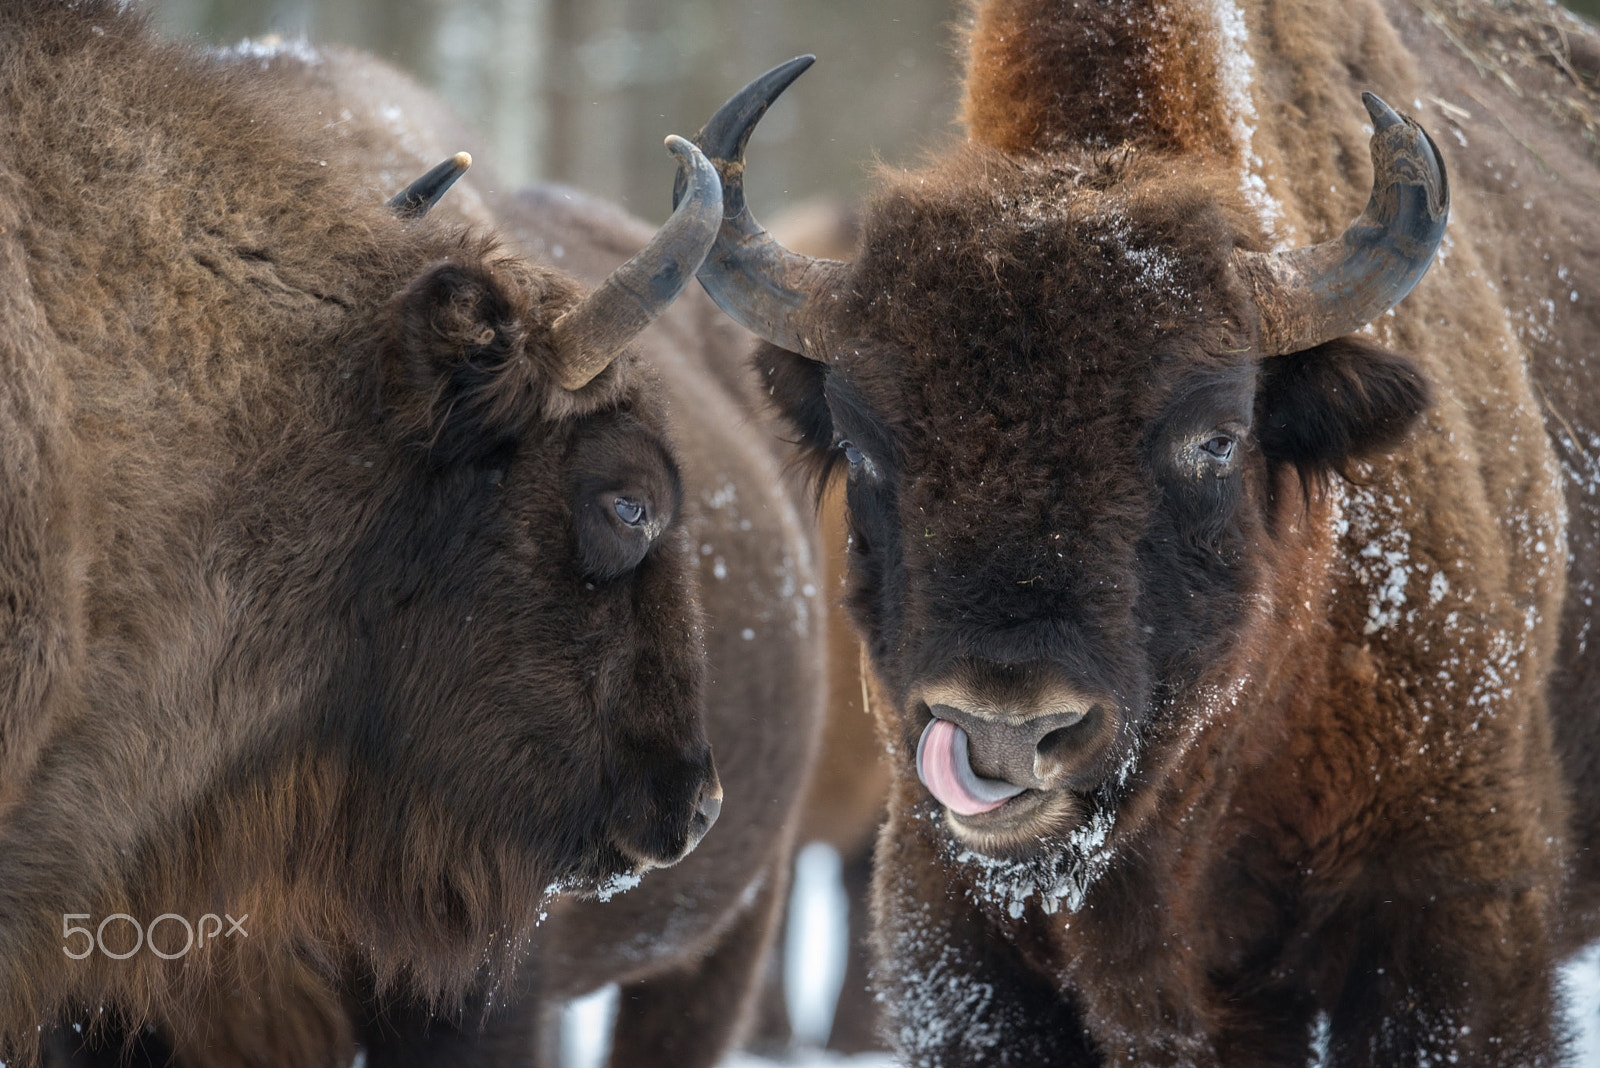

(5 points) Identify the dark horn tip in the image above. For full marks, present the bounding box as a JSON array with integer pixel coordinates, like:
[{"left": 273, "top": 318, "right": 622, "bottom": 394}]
[
  {"left": 674, "top": 55, "right": 817, "bottom": 214},
  {"left": 696, "top": 55, "right": 817, "bottom": 163},
  {"left": 1361, "top": 91, "right": 1404, "bottom": 131},
  {"left": 388, "top": 152, "right": 473, "bottom": 219}
]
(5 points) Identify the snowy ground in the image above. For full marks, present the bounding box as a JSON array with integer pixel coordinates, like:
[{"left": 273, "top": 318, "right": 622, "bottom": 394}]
[
  {"left": 552, "top": 843, "right": 1600, "bottom": 1068},
  {"left": 1566, "top": 942, "right": 1600, "bottom": 1063}
]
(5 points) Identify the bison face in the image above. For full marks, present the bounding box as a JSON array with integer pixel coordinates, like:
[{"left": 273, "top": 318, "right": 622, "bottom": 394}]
[
  {"left": 674, "top": 63, "right": 1444, "bottom": 885},
  {"left": 333, "top": 252, "right": 722, "bottom": 911},
  {"left": 677, "top": 64, "right": 1442, "bottom": 874},
  {"left": 754, "top": 159, "right": 1282, "bottom": 861},
  {"left": 757, "top": 161, "right": 1429, "bottom": 866}
]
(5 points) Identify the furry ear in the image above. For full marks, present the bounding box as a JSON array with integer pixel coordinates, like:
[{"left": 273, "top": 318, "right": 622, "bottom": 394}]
[
  {"left": 1256, "top": 336, "right": 1432, "bottom": 478},
  {"left": 753, "top": 342, "right": 842, "bottom": 497},
  {"left": 385, "top": 260, "right": 545, "bottom": 465}
]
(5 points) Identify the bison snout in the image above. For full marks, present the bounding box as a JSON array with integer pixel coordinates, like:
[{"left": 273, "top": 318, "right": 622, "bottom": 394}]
[
  {"left": 930, "top": 703, "right": 1074, "bottom": 788},
  {"left": 928, "top": 694, "right": 1118, "bottom": 794},
  {"left": 609, "top": 748, "right": 721, "bottom": 872}
]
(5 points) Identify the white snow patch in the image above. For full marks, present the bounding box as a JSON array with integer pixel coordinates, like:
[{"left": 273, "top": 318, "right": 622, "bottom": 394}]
[
  {"left": 1100, "top": 212, "right": 1184, "bottom": 293},
  {"left": 1307, "top": 1010, "right": 1331, "bottom": 1066},
  {"left": 952, "top": 804, "right": 1118, "bottom": 919},
  {"left": 1207, "top": 0, "right": 1285, "bottom": 241},
  {"left": 594, "top": 872, "right": 641, "bottom": 902},
  {"left": 539, "top": 871, "right": 641, "bottom": 912},
  {"left": 1562, "top": 942, "right": 1600, "bottom": 1064},
  {"left": 560, "top": 984, "right": 619, "bottom": 1068},
  {"left": 785, "top": 843, "right": 850, "bottom": 1047},
  {"left": 209, "top": 35, "right": 322, "bottom": 67},
  {"left": 1346, "top": 485, "right": 1417, "bottom": 634}
]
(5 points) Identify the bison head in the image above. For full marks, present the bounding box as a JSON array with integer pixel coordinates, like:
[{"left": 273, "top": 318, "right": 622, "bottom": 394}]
[
  {"left": 349, "top": 138, "right": 729, "bottom": 898},
  {"left": 675, "top": 60, "right": 1443, "bottom": 868}
]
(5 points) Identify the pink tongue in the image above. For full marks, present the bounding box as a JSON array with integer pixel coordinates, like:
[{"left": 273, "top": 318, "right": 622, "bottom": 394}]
[{"left": 916, "top": 719, "right": 1026, "bottom": 816}]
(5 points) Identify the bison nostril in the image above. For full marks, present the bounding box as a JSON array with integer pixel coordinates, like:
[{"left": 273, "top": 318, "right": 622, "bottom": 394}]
[
  {"left": 1033, "top": 709, "right": 1096, "bottom": 782},
  {"left": 1034, "top": 728, "right": 1072, "bottom": 782},
  {"left": 668, "top": 769, "right": 721, "bottom": 864}
]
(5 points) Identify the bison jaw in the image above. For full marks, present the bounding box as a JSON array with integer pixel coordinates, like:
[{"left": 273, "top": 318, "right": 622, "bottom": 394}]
[
  {"left": 914, "top": 715, "right": 1100, "bottom": 858},
  {"left": 914, "top": 716, "right": 1127, "bottom": 904},
  {"left": 935, "top": 782, "right": 1090, "bottom": 859}
]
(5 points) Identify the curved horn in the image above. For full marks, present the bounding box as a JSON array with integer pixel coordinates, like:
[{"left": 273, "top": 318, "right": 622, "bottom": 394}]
[
  {"left": 549, "top": 135, "right": 724, "bottom": 391},
  {"left": 673, "top": 56, "right": 844, "bottom": 359},
  {"left": 389, "top": 152, "right": 472, "bottom": 218},
  {"left": 1236, "top": 93, "right": 1449, "bottom": 356}
]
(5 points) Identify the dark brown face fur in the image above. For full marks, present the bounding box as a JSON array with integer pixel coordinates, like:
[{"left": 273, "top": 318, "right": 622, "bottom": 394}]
[
  {"left": 336, "top": 273, "right": 714, "bottom": 885},
  {"left": 762, "top": 147, "right": 1427, "bottom": 861}
]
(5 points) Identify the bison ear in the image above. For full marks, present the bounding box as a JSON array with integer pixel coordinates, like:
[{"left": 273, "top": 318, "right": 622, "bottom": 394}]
[
  {"left": 1256, "top": 336, "right": 1432, "bottom": 478},
  {"left": 386, "top": 260, "right": 549, "bottom": 465},
  {"left": 754, "top": 341, "right": 839, "bottom": 494}
]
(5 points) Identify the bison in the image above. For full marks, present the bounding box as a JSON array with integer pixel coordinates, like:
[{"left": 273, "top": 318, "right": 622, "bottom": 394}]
[
  {"left": 676, "top": 0, "right": 1600, "bottom": 1063},
  {"left": 0, "top": 3, "right": 824, "bottom": 1066}
]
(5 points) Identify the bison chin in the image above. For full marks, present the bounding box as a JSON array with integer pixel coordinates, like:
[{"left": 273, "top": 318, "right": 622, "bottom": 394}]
[
  {"left": 939, "top": 786, "right": 1093, "bottom": 860},
  {"left": 930, "top": 788, "right": 1124, "bottom": 917}
]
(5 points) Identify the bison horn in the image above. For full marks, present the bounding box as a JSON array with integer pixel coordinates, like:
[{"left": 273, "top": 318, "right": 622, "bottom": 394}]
[
  {"left": 671, "top": 55, "right": 843, "bottom": 361},
  {"left": 1235, "top": 93, "right": 1450, "bottom": 356},
  {"left": 548, "top": 135, "right": 724, "bottom": 391},
  {"left": 389, "top": 152, "right": 473, "bottom": 218}
]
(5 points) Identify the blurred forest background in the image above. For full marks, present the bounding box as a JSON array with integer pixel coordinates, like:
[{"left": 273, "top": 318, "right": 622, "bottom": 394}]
[
  {"left": 149, "top": 0, "right": 963, "bottom": 225},
  {"left": 146, "top": 0, "right": 1600, "bottom": 224}
]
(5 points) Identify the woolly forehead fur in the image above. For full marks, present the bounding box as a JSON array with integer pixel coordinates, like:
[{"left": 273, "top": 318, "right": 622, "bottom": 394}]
[
  {"left": 960, "top": 0, "right": 1247, "bottom": 159},
  {"left": 827, "top": 146, "right": 1264, "bottom": 473}
]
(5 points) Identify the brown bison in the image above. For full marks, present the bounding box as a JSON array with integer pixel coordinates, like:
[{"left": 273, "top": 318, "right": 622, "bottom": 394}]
[
  {"left": 237, "top": 39, "right": 831, "bottom": 1068},
  {"left": 0, "top": 3, "right": 824, "bottom": 1066},
  {"left": 678, "top": 0, "right": 1600, "bottom": 1062}
]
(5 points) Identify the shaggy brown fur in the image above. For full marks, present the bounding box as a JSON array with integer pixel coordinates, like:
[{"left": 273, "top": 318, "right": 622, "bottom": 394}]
[
  {"left": 962, "top": 0, "right": 1241, "bottom": 159},
  {"left": 728, "top": 0, "right": 1600, "bottom": 1063},
  {"left": 290, "top": 44, "right": 829, "bottom": 1068},
  {"left": 0, "top": 5, "right": 824, "bottom": 1066}
]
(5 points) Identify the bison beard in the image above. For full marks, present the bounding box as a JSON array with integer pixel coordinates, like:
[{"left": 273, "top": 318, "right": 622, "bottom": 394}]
[
  {"left": 0, "top": 3, "right": 829, "bottom": 1066},
  {"left": 678, "top": 0, "right": 1600, "bottom": 1064}
]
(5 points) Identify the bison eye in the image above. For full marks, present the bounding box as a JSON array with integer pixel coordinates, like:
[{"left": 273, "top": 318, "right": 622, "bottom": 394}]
[
  {"left": 574, "top": 488, "right": 668, "bottom": 582},
  {"left": 1201, "top": 434, "right": 1236, "bottom": 464},
  {"left": 613, "top": 495, "right": 646, "bottom": 526},
  {"left": 840, "top": 440, "right": 865, "bottom": 467}
]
